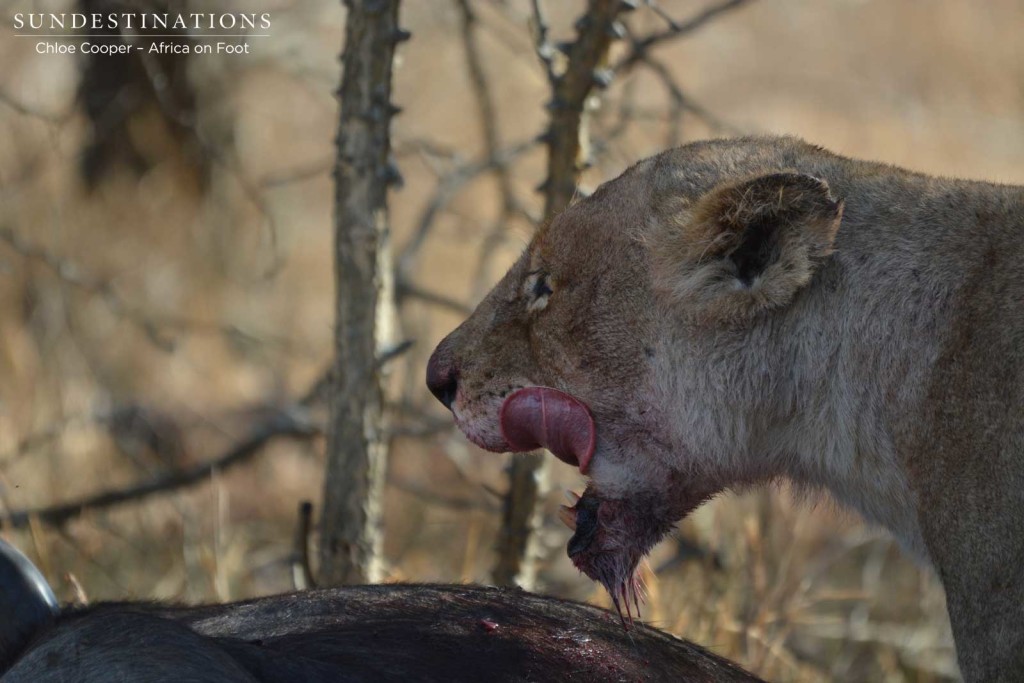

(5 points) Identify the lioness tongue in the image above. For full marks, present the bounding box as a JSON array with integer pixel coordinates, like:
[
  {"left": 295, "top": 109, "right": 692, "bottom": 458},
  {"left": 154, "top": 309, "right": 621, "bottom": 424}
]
[{"left": 499, "top": 387, "right": 596, "bottom": 474}]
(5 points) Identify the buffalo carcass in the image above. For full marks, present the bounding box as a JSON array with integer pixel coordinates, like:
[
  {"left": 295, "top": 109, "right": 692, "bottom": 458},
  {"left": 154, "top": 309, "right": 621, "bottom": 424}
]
[{"left": 0, "top": 540, "right": 762, "bottom": 682}]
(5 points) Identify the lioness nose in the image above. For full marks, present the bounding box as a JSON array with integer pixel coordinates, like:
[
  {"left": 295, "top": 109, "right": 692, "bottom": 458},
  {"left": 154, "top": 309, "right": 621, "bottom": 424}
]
[{"left": 426, "top": 348, "right": 459, "bottom": 411}]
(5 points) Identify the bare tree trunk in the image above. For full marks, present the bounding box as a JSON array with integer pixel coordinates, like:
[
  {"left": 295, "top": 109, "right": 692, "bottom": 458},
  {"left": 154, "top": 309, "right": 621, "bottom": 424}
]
[
  {"left": 319, "top": 0, "right": 403, "bottom": 586},
  {"left": 492, "top": 0, "right": 625, "bottom": 589}
]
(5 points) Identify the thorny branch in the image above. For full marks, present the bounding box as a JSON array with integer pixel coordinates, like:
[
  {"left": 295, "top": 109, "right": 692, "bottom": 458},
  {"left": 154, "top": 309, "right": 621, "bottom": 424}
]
[
  {"left": 614, "top": 0, "right": 755, "bottom": 73},
  {"left": 537, "top": 0, "right": 625, "bottom": 218}
]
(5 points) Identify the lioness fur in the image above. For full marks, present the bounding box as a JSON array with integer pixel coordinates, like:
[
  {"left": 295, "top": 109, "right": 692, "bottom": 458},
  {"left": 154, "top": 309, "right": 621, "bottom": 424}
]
[{"left": 427, "top": 136, "right": 1024, "bottom": 681}]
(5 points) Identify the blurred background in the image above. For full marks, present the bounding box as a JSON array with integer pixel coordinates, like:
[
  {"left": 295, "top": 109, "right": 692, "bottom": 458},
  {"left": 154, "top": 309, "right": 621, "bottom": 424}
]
[{"left": 4, "top": 0, "right": 1023, "bottom": 680}]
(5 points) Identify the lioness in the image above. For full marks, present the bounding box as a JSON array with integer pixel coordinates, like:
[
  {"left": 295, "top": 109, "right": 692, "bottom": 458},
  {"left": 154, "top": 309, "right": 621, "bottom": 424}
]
[{"left": 426, "top": 136, "right": 1023, "bottom": 681}]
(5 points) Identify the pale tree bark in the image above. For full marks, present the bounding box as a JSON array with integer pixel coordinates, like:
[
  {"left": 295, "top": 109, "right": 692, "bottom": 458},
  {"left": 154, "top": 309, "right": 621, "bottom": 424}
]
[
  {"left": 492, "top": 0, "right": 627, "bottom": 589},
  {"left": 319, "top": 0, "right": 404, "bottom": 586}
]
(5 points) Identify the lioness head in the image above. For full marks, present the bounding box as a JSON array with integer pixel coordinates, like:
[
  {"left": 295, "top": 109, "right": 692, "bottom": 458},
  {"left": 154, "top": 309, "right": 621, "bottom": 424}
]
[{"left": 426, "top": 137, "right": 843, "bottom": 611}]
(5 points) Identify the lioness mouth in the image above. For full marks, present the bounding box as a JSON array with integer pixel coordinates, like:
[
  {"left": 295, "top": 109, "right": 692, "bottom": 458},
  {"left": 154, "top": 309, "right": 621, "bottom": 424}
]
[{"left": 499, "top": 387, "right": 596, "bottom": 473}]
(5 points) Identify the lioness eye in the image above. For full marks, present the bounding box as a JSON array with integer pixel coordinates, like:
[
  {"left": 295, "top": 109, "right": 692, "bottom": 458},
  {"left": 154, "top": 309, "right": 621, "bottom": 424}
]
[
  {"left": 533, "top": 274, "right": 553, "bottom": 299},
  {"left": 524, "top": 271, "right": 553, "bottom": 312}
]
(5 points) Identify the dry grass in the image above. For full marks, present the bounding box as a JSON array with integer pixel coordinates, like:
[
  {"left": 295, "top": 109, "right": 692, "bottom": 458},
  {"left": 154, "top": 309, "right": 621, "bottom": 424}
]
[{"left": 3, "top": 0, "right": 1020, "bottom": 679}]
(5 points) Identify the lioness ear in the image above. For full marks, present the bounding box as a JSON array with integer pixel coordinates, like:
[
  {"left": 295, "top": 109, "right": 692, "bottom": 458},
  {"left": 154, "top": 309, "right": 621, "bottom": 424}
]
[{"left": 651, "top": 172, "right": 842, "bottom": 321}]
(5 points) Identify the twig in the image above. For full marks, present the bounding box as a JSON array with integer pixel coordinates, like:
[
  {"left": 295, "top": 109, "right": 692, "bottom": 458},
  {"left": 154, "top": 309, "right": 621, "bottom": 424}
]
[
  {"left": 0, "top": 407, "right": 319, "bottom": 531},
  {"left": 291, "top": 501, "right": 317, "bottom": 590},
  {"left": 614, "top": 0, "right": 755, "bottom": 72},
  {"left": 396, "top": 278, "right": 473, "bottom": 315},
  {"left": 386, "top": 402, "right": 455, "bottom": 439},
  {"left": 378, "top": 339, "right": 415, "bottom": 368},
  {"left": 258, "top": 158, "right": 334, "bottom": 188},
  {"left": 298, "top": 341, "right": 412, "bottom": 410},
  {"left": 455, "top": 0, "right": 526, "bottom": 294},
  {"left": 640, "top": 53, "right": 740, "bottom": 136},
  {"left": 0, "top": 89, "right": 71, "bottom": 124},
  {"left": 64, "top": 571, "right": 90, "bottom": 606},
  {"left": 0, "top": 413, "right": 93, "bottom": 468},
  {"left": 389, "top": 476, "right": 499, "bottom": 512},
  {"left": 387, "top": 423, "right": 453, "bottom": 439},
  {"left": 397, "top": 137, "right": 538, "bottom": 277},
  {"left": 393, "top": 137, "right": 463, "bottom": 162},
  {"left": 645, "top": 0, "right": 682, "bottom": 31},
  {"left": 588, "top": 71, "right": 643, "bottom": 164},
  {"left": 457, "top": 0, "right": 508, "bottom": 179},
  {"left": 0, "top": 225, "right": 295, "bottom": 353},
  {"left": 0, "top": 224, "right": 182, "bottom": 351},
  {"left": 0, "top": 350, "right": 356, "bottom": 528},
  {"left": 473, "top": 2, "right": 543, "bottom": 70}
]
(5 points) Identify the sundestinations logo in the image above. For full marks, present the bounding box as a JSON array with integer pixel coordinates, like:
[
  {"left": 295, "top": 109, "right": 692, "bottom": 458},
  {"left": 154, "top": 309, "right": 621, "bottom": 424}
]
[{"left": 12, "top": 12, "right": 270, "bottom": 56}]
